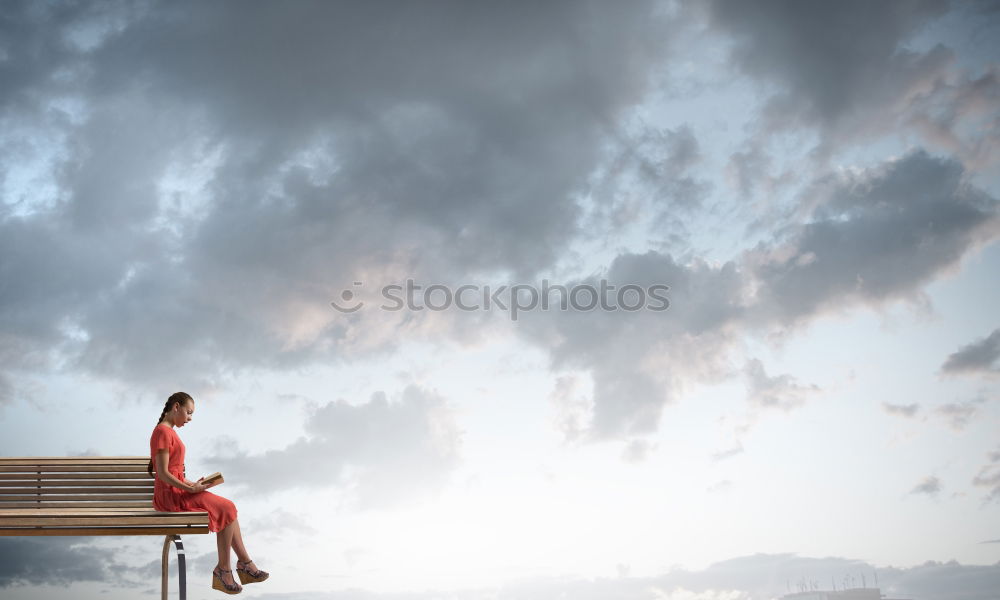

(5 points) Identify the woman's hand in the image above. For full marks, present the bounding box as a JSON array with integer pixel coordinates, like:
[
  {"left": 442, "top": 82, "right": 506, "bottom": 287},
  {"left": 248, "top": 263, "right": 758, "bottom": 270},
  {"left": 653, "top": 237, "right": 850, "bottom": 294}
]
[{"left": 189, "top": 476, "right": 219, "bottom": 493}]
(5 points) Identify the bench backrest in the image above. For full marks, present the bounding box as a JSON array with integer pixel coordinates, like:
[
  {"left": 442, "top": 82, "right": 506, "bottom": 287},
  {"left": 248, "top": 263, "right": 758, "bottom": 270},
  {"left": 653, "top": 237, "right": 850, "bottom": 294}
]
[
  {"left": 0, "top": 456, "right": 155, "bottom": 509},
  {"left": 0, "top": 457, "right": 210, "bottom": 536}
]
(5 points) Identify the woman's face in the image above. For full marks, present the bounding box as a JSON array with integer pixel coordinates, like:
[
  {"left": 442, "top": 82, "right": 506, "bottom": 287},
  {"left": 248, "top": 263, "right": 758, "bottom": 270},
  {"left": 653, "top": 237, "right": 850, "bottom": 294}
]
[{"left": 172, "top": 400, "right": 194, "bottom": 427}]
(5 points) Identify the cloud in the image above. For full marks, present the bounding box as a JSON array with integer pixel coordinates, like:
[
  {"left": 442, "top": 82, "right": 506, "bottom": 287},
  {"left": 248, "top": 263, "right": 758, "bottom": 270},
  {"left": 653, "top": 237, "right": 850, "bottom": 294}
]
[
  {"left": 2, "top": 2, "right": 998, "bottom": 458},
  {"left": 3, "top": 535, "right": 998, "bottom": 600},
  {"left": 934, "top": 401, "right": 979, "bottom": 430},
  {"left": 0, "top": 0, "right": 672, "bottom": 391},
  {"left": 244, "top": 554, "right": 1000, "bottom": 600},
  {"left": 622, "top": 438, "right": 657, "bottom": 463},
  {"left": 909, "top": 475, "right": 942, "bottom": 497},
  {"left": 904, "top": 64, "right": 1000, "bottom": 171},
  {"left": 247, "top": 508, "right": 318, "bottom": 543},
  {"left": 941, "top": 328, "right": 1000, "bottom": 375},
  {"left": 549, "top": 374, "right": 593, "bottom": 443},
  {"left": 210, "top": 385, "right": 462, "bottom": 508},
  {"left": 972, "top": 445, "right": 1000, "bottom": 504},
  {"left": 706, "top": 480, "right": 733, "bottom": 494},
  {"left": 725, "top": 144, "right": 794, "bottom": 202},
  {"left": 0, "top": 372, "right": 12, "bottom": 406},
  {"left": 519, "top": 150, "right": 999, "bottom": 442},
  {"left": 707, "top": 0, "right": 951, "bottom": 150},
  {"left": 878, "top": 559, "right": 1000, "bottom": 600},
  {"left": 712, "top": 443, "right": 744, "bottom": 462},
  {"left": 743, "top": 358, "right": 819, "bottom": 411},
  {"left": 744, "top": 151, "right": 999, "bottom": 326},
  {"left": 882, "top": 402, "right": 920, "bottom": 418},
  {"left": 585, "top": 124, "right": 711, "bottom": 248},
  {"left": 0, "top": 538, "right": 122, "bottom": 588},
  {"left": 517, "top": 250, "right": 746, "bottom": 439}
]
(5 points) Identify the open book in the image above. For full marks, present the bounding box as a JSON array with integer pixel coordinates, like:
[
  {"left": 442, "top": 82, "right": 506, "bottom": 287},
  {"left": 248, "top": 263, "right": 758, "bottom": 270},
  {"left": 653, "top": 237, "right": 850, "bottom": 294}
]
[{"left": 201, "top": 471, "right": 224, "bottom": 486}]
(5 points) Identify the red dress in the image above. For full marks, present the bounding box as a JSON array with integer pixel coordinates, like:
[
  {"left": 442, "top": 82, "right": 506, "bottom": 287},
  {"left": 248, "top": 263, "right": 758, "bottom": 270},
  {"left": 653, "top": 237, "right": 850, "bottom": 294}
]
[{"left": 150, "top": 424, "right": 237, "bottom": 533}]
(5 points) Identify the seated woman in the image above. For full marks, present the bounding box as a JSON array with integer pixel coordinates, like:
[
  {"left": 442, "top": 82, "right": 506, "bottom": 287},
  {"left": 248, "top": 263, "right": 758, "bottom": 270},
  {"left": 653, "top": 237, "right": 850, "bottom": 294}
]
[{"left": 148, "top": 392, "right": 270, "bottom": 595}]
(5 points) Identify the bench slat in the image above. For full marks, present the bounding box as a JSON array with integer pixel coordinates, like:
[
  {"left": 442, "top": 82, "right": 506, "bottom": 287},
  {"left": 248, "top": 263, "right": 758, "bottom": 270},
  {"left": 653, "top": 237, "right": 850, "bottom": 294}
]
[
  {"left": 0, "top": 455, "right": 149, "bottom": 465},
  {"left": 0, "top": 458, "right": 149, "bottom": 468},
  {"left": 2, "top": 516, "right": 207, "bottom": 526},
  {"left": 0, "top": 487, "right": 153, "bottom": 495},
  {"left": 0, "top": 494, "right": 159, "bottom": 501},
  {"left": 0, "top": 480, "right": 153, "bottom": 487},
  {"left": 0, "top": 473, "right": 152, "bottom": 480},
  {"left": 0, "top": 507, "right": 161, "bottom": 512},
  {"left": 0, "top": 501, "right": 155, "bottom": 508},
  {"left": 0, "top": 465, "right": 150, "bottom": 473},
  {"left": 0, "top": 526, "right": 210, "bottom": 536},
  {"left": 0, "top": 509, "right": 206, "bottom": 516},
  {"left": 1, "top": 516, "right": 206, "bottom": 524}
]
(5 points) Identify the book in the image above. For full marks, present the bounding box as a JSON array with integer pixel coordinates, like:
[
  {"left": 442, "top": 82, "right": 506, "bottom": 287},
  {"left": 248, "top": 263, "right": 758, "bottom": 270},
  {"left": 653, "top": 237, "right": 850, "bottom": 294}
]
[{"left": 201, "top": 471, "right": 224, "bottom": 486}]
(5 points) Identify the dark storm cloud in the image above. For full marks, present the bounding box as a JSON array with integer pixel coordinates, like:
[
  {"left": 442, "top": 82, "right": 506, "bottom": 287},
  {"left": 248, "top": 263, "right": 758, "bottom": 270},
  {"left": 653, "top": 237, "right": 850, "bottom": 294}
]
[
  {"left": 83, "top": 0, "right": 668, "bottom": 278},
  {"left": 706, "top": 0, "right": 1000, "bottom": 221},
  {"left": 210, "top": 385, "right": 461, "bottom": 506},
  {"left": 701, "top": 0, "right": 1000, "bottom": 245},
  {"left": 519, "top": 150, "right": 999, "bottom": 439},
  {"left": 941, "top": 328, "right": 1000, "bottom": 375},
  {"left": 0, "top": 538, "right": 121, "bottom": 587},
  {"left": 519, "top": 250, "right": 746, "bottom": 439},
  {"left": 0, "top": 0, "right": 673, "bottom": 391},
  {"left": 3, "top": 1, "right": 999, "bottom": 452},
  {"left": 707, "top": 0, "right": 950, "bottom": 144},
  {"left": 744, "top": 151, "right": 999, "bottom": 326},
  {"left": 0, "top": 2, "right": 109, "bottom": 111}
]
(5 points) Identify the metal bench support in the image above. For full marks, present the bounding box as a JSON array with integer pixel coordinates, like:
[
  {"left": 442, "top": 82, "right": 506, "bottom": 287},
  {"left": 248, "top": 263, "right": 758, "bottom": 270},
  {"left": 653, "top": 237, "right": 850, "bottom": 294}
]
[{"left": 161, "top": 534, "right": 187, "bottom": 600}]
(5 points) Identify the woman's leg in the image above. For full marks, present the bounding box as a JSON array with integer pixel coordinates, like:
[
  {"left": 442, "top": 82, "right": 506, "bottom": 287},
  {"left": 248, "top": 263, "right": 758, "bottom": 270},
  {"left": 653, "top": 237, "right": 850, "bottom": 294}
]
[
  {"left": 215, "top": 521, "right": 240, "bottom": 587},
  {"left": 229, "top": 519, "right": 266, "bottom": 576},
  {"left": 216, "top": 520, "right": 237, "bottom": 567},
  {"left": 229, "top": 518, "right": 251, "bottom": 563}
]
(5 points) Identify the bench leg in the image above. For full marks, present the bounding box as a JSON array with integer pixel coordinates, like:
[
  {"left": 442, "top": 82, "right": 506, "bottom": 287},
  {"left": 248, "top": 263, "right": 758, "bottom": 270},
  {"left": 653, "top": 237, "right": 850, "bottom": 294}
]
[{"left": 161, "top": 534, "right": 188, "bottom": 600}]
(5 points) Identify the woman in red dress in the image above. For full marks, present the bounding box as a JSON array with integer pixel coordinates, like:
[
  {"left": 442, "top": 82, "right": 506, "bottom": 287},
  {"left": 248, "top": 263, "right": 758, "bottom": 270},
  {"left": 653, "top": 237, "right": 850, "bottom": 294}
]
[{"left": 148, "top": 392, "right": 269, "bottom": 595}]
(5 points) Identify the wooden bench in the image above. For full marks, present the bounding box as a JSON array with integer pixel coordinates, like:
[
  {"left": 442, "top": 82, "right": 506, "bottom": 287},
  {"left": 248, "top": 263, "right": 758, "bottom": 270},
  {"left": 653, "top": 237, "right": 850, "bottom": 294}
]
[{"left": 0, "top": 456, "right": 209, "bottom": 600}]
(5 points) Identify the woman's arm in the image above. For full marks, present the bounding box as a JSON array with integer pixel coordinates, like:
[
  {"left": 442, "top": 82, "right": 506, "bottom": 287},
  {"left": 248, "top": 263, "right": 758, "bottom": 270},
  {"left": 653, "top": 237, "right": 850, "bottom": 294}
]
[{"left": 154, "top": 449, "right": 207, "bottom": 493}]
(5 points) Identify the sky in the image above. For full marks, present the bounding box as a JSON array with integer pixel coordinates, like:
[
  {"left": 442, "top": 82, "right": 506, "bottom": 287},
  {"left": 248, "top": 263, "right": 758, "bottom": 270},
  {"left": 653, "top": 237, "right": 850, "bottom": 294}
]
[{"left": 1, "top": 1, "right": 1000, "bottom": 599}]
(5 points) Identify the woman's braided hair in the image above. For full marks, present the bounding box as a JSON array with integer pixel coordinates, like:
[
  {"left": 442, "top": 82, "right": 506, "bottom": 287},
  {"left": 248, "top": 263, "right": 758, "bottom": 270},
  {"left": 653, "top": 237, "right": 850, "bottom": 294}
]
[{"left": 147, "top": 392, "right": 193, "bottom": 477}]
